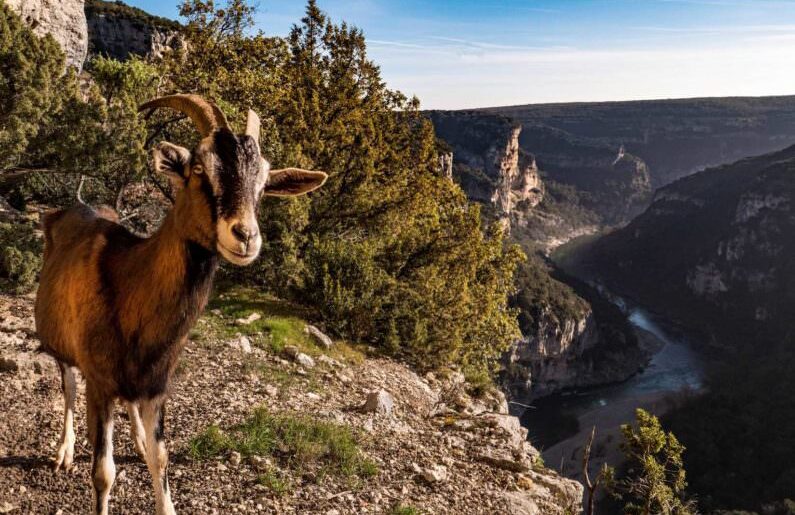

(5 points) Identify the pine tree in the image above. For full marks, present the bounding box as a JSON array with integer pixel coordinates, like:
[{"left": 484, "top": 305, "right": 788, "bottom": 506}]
[{"left": 618, "top": 409, "right": 696, "bottom": 515}]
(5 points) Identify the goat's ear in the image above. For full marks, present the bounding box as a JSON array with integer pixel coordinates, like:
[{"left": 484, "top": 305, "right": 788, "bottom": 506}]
[
  {"left": 263, "top": 168, "right": 328, "bottom": 197},
  {"left": 153, "top": 142, "right": 191, "bottom": 189}
]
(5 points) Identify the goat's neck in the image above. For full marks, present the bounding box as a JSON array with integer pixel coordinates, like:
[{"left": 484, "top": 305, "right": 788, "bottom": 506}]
[{"left": 118, "top": 192, "right": 218, "bottom": 347}]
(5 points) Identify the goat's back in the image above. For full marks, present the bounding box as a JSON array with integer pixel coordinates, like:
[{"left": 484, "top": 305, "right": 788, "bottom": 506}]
[{"left": 36, "top": 204, "right": 121, "bottom": 365}]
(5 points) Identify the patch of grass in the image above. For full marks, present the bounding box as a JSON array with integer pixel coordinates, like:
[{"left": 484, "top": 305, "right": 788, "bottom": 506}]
[
  {"left": 199, "top": 285, "right": 366, "bottom": 365},
  {"left": 188, "top": 425, "right": 229, "bottom": 460},
  {"left": 257, "top": 467, "right": 292, "bottom": 496},
  {"left": 391, "top": 504, "right": 422, "bottom": 515},
  {"left": 188, "top": 407, "right": 378, "bottom": 481}
]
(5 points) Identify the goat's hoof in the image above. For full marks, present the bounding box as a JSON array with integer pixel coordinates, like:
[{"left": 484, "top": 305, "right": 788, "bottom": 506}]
[
  {"left": 53, "top": 458, "right": 74, "bottom": 473},
  {"left": 53, "top": 449, "right": 74, "bottom": 472}
]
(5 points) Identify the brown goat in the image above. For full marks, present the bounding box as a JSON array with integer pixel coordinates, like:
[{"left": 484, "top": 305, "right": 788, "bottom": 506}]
[{"left": 34, "top": 95, "right": 327, "bottom": 515}]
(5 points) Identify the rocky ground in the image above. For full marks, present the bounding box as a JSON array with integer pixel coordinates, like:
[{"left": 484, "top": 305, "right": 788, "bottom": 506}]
[{"left": 0, "top": 291, "right": 582, "bottom": 514}]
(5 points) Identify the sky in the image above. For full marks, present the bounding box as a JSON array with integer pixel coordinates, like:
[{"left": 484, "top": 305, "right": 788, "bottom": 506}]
[{"left": 125, "top": 0, "right": 795, "bottom": 109}]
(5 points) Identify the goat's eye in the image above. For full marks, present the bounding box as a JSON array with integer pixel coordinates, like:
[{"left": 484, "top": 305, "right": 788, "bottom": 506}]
[{"left": 192, "top": 165, "right": 205, "bottom": 175}]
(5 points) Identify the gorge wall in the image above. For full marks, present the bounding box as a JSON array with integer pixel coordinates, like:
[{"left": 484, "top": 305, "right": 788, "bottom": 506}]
[
  {"left": 85, "top": 0, "right": 182, "bottom": 60},
  {"left": 580, "top": 144, "right": 795, "bottom": 349},
  {"left": 428, "top": 110, "right": 648, "bottom": 400},
  {"left": 485, "top": 96, "right": 795, "bottom": 188},
  {"left": 427, "top": 111, "right": 543, "bottom": 224}
]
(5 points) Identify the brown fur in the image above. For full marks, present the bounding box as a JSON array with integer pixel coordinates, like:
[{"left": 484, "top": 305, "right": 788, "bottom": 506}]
[{"left": 35, "top": 172, "right": 217, "bottom": 401}]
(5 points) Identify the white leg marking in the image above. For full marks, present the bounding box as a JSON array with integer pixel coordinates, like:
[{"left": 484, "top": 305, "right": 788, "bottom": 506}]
[
  {"left": 142, "top": 400, "right": 176, "bottom": 515},
  {"left": 93, "top": 415, "right": 116, "bottom": 515},
  {"left": 54, "top": 364, "right": 76, "bottom": 472},
  {"left": 127, "top": 401, "right": 147, "bottom": 459}
]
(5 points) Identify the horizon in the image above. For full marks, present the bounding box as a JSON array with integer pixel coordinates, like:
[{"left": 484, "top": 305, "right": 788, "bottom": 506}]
[{"left": 124, "top": 0, "right": 795, "bottom": 110}]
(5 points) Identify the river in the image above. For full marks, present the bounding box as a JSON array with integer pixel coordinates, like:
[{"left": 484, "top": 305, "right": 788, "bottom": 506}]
[{"left": 520, "top": 306, "right": 705, "bottom": 450}]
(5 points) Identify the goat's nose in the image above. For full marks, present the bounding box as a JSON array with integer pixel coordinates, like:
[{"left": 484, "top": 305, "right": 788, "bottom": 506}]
[{"left": 231, "top": 223, "right": 257, "bottom": 244}]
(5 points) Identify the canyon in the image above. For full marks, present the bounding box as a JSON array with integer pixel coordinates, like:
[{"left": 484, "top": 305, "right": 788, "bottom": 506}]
[{"left": 428, "top": 96, "right": 795, "bottom": 406}]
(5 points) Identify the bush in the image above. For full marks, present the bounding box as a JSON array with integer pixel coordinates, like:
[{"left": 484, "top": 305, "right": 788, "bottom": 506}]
[{"left": 0, "top": 222, "right": 42, "bottom": 294}]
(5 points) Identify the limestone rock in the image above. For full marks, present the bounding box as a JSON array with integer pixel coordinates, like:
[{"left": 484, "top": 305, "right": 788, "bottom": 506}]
[
  {"left": 478, "top": 449, "right": 530, "bottom": 473},
  {"left": 296, "top": 353, "right": 315, "bottom": 369},
  {"left": 362, "top": 390, "right": 394, "bottom": 416},
  {"left": 304, "top": 324, "right": 333, "bottom": 349},
  {"left": 227, "top": 335, "right": 251, "bottom": 354},
  {"left": 235, "top": 312, "right": 261, "bottom": 326},
  {"left": 6, "top": 0, "right": 88, "bottom": 69}
]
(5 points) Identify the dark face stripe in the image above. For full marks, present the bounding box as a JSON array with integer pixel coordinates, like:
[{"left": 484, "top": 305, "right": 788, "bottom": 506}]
[{"left": 212, "top": 129, "right": 262, "bottom": 219}]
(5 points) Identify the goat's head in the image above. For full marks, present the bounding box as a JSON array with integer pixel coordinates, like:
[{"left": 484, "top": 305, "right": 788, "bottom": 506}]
[{"left": 139, "top": 95, "right": 327, "bottom": 266}]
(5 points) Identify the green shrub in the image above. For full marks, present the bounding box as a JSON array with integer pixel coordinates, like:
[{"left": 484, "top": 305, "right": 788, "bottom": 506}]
[{"left": 0, "top": 221, "right": 42, "bottom": 294}]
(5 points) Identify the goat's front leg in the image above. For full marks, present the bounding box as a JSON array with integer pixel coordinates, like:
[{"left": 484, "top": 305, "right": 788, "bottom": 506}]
[
  {"left": 141, "top": 398, "right": 176, "bottom": 515},
  {"left": 54, "top": 360, "right": 77, "bottom": 472},
  {"left": 86, "top": 385, "right": 116, "bottom": 515},
  {"left": 126, "top": 401, "right": 147, "bottom": 459}
]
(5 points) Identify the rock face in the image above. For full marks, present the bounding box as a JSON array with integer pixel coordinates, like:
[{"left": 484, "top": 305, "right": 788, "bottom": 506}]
[
  {"left": 6, "top": 0, "right": 88, "bottom": 69},
  {"left": 85, "top": 1, "right": 182, "bottom": 60},
  {"left": 506, "top": 268, "right": 645, "bottom": 399},
  {"left": 426, "top": 110, "right": 650, "bottom": 247},
  {"left": 484, "top": 96, "right": 795, "bottom": 188},
  {"left": 583, "top": 143, "right": 795, "bottom": 348},
  {"left": 426, "top": 111, "right": 544, "bottom": 223}
]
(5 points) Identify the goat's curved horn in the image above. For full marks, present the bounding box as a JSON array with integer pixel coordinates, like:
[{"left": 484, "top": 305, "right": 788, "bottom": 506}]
[
  {"left": 138, "top": 94, "right": 228, "bottom": 137},
  {"left": 245, "top": 109, "right": 261, "bottom": 144}
]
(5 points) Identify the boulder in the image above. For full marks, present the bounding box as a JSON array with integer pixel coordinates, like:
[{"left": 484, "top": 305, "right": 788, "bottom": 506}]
[{"left": 362, "top": 390, "right": 394, "bottom": 416}]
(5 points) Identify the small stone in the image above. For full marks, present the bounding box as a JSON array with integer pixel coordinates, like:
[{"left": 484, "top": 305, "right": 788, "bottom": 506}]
[
  {"left": 362, "top": 418, "right": 374, "bottom": 432},
  {"left": 217, "top": 463, "right": 228, "bottom": 471},
  {"left": 362, "top": 390, "right": 394, "bottom": 416},
  {"left": 283, "top": 345, "right": 300, "bottom": 358},
  {"left": 227, "top": 335, "right": 252, "bottom": 353},
  {"left": 421, "top": 465, "right": 447, "bottom": 483},
  {"left": 0, "top": 502, "right": 14, "bottom": 514},
  {"left": 18, "top": 486, "right": 26, "bottom": 494},
  {"left": 304, "top": 324, "right": 333, "bottom": 349},
  {"left": 317, "top": 355, "right": 340, "bottom": 367},
  {"left": 296, "top": 353, "right": 315, "bottom": 368},
  {"left": 306, "top": 392, "right": 321, "bottom": 401},
  {"left": 229, "top": 451, "right": 242, "bottom": 466},
  {"left": 116, "top": 469, "right": 126, "bottom": 483},
  {"left": 516, "top": 475, "right": 534, "bottom": 490},
  {"left": 264, "top": 384, "right": 278, "bottom": 397},
  {"left": 235, "top": 312, "right": 261, "bottom": 326},
  {"left": 55, "top": 510, "right": 64, "bottom": 515},
  {"left": 211, "top": 309, "right": 222, "bottom": 316}
]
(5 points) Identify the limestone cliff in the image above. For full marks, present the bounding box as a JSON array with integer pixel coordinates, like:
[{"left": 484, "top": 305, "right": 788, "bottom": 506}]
[
  {"left": 85, "top": 0, "right": 182, "bottom": 60},
  {"left": 6, "top": 0, "right": 88, "bottom": 69},
  {"left": 426, "top": 111, "right": 543, "bottom": 223},
  {"left": 506, "top": 263, "right": 644, "bottom": 399},
  {"left": 583, "top": 143, "right": 795, "bottom": 349}
]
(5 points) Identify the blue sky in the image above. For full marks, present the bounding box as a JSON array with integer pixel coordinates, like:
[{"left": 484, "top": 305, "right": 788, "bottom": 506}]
[{"left": 126, "top": 0, "right": 795, "bottom": 109}]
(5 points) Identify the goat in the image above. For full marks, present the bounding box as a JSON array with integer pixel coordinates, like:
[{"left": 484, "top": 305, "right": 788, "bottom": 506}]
[{"left": 34, "top": 94, "right": 327, "bottom": 515}]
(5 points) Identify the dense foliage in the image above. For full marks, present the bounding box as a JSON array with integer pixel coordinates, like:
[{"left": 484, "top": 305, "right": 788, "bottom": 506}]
[{"left": 0, "top": 0, "right": 523, "bottom": 377}]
